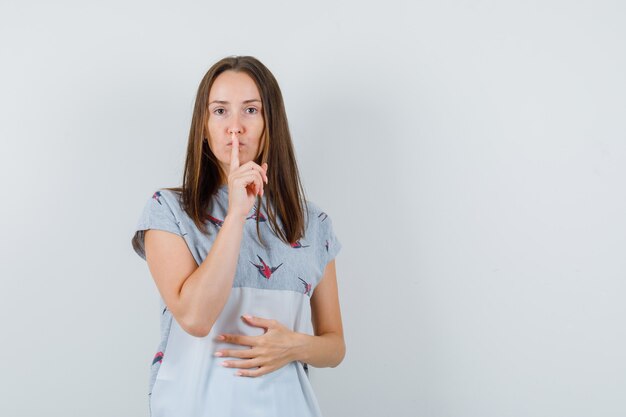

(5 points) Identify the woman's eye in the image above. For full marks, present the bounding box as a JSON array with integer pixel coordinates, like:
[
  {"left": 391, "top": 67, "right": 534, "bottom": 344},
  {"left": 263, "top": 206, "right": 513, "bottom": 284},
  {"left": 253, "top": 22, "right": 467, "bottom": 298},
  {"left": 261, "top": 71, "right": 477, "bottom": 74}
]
[
  {"left": 246, "top": 107, "right": 258, "bottom": 114},
  {"left": 213, "top": 108, "right": 225, "bottom": 115}
]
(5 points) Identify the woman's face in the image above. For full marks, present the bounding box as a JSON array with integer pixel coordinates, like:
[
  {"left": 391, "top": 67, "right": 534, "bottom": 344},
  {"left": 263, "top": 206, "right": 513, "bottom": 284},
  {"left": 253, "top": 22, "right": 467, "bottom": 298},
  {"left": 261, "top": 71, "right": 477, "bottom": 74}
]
[{"left": 207, "top": 70, "right": 265, "bottom": 181}]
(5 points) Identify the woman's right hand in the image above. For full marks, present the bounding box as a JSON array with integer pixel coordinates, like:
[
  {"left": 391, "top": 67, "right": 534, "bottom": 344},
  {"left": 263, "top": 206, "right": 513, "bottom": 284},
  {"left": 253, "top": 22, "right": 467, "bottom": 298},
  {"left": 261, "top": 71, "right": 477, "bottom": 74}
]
[{"left": 226, "top": 133, "right": 268, "bottom": 220}]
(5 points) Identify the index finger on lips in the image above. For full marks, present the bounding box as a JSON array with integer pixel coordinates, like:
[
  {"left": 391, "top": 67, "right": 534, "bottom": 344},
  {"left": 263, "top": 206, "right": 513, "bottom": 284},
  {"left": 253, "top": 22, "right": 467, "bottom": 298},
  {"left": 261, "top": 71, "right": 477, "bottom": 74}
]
[{"left": 229, "top": 133, "right": 239, "bottom": 174}]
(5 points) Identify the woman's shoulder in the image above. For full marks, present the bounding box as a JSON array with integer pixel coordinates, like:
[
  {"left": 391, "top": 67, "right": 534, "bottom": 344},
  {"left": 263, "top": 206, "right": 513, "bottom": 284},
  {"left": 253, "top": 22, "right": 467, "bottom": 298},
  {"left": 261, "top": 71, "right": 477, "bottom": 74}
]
[
  {"left": 304, "top": 199, "right": 324, "bottom": 217},
  {"left": 303, "top": 199, "right": 336, "bottom": 228},
  {"left": 156, "top": 187, "right": 183, "bottom": 197},
  {"left": 302, "top": 198, "right": 342, "bottom": 261},
  {"left": 138, "top": 188, "right": 187, "bottom": 222},
  {"left": 152, "top": 188, "right": 183, "bottom": 206}
]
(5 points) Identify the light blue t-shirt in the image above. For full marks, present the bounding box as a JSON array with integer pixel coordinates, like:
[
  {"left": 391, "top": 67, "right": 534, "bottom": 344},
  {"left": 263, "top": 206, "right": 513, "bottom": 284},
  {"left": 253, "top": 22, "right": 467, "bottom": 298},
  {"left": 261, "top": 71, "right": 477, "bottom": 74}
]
[{"left": 131, "top": 185, "right": 342, "bottom": 417}]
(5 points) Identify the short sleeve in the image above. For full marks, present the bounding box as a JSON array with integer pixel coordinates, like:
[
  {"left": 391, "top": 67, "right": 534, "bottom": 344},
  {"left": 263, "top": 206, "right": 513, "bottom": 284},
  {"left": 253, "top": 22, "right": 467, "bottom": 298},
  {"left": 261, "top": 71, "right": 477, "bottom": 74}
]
[
  {"left": 318, "top": 209, "right": 342, "bottom": 267},
  {"left": 131, "top": 190, "right": 184, "bottom": 261}
]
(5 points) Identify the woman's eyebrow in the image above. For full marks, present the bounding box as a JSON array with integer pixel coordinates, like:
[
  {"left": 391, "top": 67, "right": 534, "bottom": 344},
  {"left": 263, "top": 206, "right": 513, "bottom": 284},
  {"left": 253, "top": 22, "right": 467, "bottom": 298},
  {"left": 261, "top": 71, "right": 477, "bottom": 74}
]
[{"left": 209, "top": 99, "right": 262, "bottom": 105}]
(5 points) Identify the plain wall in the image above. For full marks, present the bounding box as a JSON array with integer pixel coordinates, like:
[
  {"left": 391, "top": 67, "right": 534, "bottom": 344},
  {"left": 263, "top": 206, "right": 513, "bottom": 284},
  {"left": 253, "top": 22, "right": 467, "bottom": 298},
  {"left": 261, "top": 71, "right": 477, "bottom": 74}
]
[{"left": 1, "top": 1, "right": 625, "bottom": 416}]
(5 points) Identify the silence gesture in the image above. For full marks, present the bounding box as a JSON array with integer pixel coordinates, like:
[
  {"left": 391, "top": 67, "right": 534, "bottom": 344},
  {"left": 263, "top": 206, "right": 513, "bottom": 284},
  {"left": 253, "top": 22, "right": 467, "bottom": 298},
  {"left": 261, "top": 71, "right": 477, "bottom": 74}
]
[{"left": 227, "top": 132, "right": 268, "bottom": 220}]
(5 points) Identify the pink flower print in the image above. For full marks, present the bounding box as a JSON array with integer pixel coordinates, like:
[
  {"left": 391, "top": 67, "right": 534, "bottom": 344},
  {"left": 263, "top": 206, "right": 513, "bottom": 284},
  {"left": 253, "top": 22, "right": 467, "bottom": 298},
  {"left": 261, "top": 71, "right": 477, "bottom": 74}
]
[
  {"left": 152, "top": 351, "right": 164, "bottom": 366},
  {"left": 249, "top": 254, "right": 283, "bottom": 279},
  {"left": 290, "top": 240, "right": 310, "bottom": 248},
  {"left": 298, "top": 277, "right": 312, "bottom": 296},
  {"left": 152, "top": 191, "right": 163, "bottom": 205},
  {"left": 207, "top": 214, "right": 224, "bottom": 228}
]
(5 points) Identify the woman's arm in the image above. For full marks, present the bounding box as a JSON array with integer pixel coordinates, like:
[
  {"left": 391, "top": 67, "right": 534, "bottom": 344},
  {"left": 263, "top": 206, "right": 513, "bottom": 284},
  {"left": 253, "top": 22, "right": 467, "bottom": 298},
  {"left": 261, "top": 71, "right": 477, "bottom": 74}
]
[
  {"left": 290, "top": 259, "right": 346, "bottom": 368},
  {"left": 144, "top": 212, "right": 247, "bottom": 338}
]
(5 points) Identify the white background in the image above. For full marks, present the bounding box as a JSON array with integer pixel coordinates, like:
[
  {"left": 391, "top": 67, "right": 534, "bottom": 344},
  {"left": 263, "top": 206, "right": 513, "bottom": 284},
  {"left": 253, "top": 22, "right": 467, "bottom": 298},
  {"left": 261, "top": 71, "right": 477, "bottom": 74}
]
[{"left": 1, "top": 1, "right": 625, "bottom": 416}]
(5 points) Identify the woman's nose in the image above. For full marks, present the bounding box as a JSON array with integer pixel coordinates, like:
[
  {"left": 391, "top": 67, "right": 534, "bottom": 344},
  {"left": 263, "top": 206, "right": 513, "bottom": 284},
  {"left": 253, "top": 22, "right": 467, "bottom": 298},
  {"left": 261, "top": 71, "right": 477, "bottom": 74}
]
[{"left": 227, "top": 114, "right": 243, "bottom": 135}]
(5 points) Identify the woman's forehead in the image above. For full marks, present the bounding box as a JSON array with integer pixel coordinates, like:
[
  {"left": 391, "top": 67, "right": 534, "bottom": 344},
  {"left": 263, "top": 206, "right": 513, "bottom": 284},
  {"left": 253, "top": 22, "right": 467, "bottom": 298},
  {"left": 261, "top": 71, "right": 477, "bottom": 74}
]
[{"left": 209, "top": 71, "right": 261, "bottom": 102}]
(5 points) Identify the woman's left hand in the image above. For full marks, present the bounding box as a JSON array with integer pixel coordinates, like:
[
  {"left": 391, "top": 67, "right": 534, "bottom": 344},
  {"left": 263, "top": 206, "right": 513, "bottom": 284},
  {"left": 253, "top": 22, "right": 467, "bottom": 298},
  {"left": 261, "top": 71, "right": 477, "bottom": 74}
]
[{"left": 214, "top": 315, "right": 302, "bottom": 377}]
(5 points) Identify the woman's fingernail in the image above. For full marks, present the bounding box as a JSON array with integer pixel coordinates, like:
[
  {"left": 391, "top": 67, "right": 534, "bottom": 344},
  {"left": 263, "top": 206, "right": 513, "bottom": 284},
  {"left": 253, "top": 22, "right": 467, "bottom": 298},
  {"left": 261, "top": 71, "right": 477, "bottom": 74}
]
[
  {"left": 214, "top": 352, "right": 223, "bottom": 357},
  {"left": 218, "top": 335, "right": 225, "bottom": 340},
  {"left": 221, "top": 362, "right": 229, "bottom": 367}
]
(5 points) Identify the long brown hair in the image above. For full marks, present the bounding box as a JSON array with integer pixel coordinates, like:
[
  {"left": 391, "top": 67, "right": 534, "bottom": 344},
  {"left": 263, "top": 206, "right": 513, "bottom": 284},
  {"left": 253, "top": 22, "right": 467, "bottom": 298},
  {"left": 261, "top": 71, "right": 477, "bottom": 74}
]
[{"left": 164, "top": 55, "right": 308, "bottom": 247}]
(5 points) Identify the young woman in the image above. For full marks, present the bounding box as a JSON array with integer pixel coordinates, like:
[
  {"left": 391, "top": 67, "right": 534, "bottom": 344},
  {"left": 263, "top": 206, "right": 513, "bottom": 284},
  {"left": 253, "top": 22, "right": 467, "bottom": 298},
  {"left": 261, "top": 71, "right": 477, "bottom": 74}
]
[{"left": 131, "top": 55, "right": 345, "bottom": 417}]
